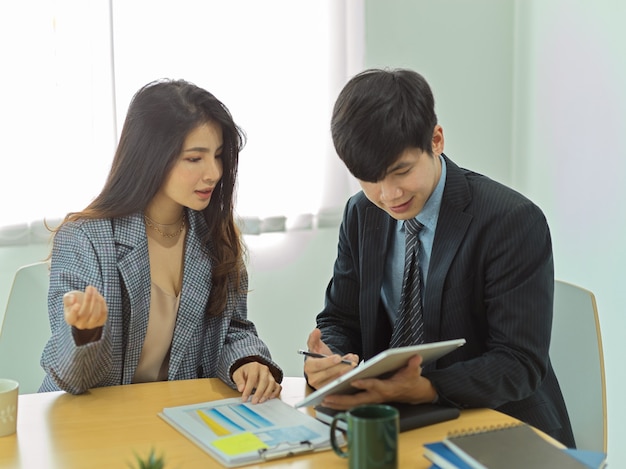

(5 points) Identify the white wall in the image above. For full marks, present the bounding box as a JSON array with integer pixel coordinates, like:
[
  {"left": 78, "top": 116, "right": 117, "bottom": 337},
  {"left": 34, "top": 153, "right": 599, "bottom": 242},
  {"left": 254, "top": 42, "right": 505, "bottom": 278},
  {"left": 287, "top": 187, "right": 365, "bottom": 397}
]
[
  {"left": 513, "top": 0, "right": 626, "bottom": 464},
  {"left": 364, "top": 0, "right": 516, "bottom": 185}
]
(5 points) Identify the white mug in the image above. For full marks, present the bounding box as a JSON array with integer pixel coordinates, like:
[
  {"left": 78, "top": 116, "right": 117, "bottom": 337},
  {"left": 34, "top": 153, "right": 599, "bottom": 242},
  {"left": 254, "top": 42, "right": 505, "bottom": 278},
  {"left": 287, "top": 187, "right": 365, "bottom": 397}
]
[{"left": 0, "top": 379, "right": 19, "bottom": 437}]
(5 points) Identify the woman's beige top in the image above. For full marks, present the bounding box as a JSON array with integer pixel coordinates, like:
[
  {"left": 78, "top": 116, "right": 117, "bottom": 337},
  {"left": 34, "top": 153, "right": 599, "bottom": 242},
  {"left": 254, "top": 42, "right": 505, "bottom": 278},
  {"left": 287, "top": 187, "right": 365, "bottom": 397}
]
[{"left": 132, "top": 282, "right": 180, "bottom": 383}]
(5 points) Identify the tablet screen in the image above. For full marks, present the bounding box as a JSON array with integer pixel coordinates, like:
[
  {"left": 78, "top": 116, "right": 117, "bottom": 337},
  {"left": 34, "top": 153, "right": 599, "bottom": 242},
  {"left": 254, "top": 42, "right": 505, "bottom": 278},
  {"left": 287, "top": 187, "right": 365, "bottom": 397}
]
[{"left": 294, "top": 338, "right": 465, "bottom": 408}]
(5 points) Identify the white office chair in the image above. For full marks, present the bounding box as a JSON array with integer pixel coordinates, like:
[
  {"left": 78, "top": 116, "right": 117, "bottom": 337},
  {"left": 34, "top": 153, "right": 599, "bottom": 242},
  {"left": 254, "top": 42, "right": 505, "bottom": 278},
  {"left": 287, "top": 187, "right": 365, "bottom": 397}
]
[
  {"left": 0, "top": 261, "right": 50, "bottom": 394},
  {"left": 550, "top": 280, "right": 607, "bottom": 452}
]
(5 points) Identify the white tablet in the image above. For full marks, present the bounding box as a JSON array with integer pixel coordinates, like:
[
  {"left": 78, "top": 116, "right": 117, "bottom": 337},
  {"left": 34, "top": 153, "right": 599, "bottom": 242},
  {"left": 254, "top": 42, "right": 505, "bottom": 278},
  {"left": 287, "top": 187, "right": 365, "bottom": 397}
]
[{"left": 294, "top": 338, "right": 466, "bottom": 408}]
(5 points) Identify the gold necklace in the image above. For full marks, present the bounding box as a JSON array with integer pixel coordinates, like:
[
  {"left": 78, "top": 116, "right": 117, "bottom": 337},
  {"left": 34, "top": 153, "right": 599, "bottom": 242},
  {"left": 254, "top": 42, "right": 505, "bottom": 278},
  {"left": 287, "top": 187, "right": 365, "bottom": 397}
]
[{"left": 144, "top": 213, "right": 186, "bottom": 238}]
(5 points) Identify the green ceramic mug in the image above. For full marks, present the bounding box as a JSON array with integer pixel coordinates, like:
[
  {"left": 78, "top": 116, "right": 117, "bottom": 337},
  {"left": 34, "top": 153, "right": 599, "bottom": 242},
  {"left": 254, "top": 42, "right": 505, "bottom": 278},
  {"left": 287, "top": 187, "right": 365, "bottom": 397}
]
[{"left": 330, "top": 404, "right": 399, "bottom": 469}]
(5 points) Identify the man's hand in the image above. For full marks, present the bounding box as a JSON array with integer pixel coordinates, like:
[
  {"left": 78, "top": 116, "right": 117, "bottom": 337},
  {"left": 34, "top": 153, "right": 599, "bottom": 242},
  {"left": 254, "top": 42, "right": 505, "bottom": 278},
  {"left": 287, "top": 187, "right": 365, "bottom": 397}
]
[
  {"left": 320, "top": 354, "right": 438, "bottom": 410},
  {"left": 304, "top": 328, "right": 359, "bottom": 389},
  {"left": 232, "top": 362, "right": 282, "bottom": 404}
]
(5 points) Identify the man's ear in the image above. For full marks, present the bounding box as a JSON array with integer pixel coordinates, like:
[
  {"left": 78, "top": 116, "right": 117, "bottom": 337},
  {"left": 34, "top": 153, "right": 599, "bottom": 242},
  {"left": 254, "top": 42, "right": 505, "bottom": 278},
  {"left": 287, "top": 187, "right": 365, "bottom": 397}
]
[{"left": 432, "top": 125, "right": 444, "bottom": 155}]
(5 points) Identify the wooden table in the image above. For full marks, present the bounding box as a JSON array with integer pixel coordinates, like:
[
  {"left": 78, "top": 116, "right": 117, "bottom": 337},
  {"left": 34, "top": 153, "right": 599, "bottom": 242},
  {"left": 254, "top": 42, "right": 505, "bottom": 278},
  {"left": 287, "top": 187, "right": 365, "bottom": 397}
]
[{"left": 0, "top": 377, "right": 523, "bottom": 468}]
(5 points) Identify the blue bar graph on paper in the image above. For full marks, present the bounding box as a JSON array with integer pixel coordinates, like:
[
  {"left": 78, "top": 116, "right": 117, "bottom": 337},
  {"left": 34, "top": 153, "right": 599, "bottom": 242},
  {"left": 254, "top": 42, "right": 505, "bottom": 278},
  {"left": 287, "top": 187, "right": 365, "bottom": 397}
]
[
  {"left": 231, "top": 404, "right": 273, "bottom": 428},
  {"left": 200, "top": 404, "right": 274, "bottom": 432},
  {"left": 207, "top": 408, "right": 246, "bottom": 432}
]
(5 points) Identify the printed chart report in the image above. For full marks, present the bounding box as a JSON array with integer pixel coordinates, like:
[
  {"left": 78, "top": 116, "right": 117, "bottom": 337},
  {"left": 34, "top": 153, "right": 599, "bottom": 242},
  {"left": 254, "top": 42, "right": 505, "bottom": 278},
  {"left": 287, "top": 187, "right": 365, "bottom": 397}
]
[{"left": 160, "top": 397, "right": 338, "bottom": 467}]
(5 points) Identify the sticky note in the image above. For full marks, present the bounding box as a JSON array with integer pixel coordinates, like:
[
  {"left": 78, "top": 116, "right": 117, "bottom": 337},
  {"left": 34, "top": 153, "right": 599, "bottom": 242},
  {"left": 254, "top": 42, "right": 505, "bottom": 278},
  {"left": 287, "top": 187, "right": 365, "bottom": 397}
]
[{"left": 212, "top": 432, "right": 269, "bottom": 455}]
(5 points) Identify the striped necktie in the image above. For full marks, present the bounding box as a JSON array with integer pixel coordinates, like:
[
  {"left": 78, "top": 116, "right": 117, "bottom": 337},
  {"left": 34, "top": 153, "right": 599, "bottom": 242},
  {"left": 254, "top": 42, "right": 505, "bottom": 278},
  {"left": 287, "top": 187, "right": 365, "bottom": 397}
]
[{"left": 390, "top": 218, "right": 425, "bottom": 348}]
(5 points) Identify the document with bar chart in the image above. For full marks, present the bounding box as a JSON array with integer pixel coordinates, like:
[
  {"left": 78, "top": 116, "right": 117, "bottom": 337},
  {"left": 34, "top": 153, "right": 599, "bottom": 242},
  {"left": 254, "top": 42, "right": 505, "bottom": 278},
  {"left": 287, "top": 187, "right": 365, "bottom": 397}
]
[{"left": 159, "top": 397, "right": 341, "bottom": 467}]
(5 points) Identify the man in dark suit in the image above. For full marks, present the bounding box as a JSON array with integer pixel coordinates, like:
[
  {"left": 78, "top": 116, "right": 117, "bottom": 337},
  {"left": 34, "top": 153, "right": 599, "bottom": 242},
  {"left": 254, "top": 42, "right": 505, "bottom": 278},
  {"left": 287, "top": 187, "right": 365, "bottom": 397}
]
[{"left": 304, "top": 68, "right": 575, "bottom": 447}]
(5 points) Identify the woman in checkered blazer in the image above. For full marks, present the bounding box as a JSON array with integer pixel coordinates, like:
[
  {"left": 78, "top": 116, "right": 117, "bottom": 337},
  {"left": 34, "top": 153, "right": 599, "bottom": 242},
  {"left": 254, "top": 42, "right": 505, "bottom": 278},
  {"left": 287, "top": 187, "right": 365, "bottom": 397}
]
[{"left": 39, "top": 79, "right": 283, "bottom": 399}]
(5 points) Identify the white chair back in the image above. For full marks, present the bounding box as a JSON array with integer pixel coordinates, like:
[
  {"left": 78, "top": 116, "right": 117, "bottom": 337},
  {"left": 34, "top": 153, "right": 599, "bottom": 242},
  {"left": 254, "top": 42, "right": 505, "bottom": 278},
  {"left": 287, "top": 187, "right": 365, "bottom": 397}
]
[
  {"left": 0, "top": 261, "right": 50, "bottom": 394},
  {"left": 550, "top": 280, "right": 607, "bottom": 452}
]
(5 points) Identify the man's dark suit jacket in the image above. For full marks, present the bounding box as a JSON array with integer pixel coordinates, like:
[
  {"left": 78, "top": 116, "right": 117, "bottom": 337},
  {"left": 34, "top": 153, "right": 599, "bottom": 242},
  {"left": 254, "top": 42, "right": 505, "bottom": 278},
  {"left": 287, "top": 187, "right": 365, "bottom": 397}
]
[{"left": 316, "top": 155, "right": 575, "bottom": 447}]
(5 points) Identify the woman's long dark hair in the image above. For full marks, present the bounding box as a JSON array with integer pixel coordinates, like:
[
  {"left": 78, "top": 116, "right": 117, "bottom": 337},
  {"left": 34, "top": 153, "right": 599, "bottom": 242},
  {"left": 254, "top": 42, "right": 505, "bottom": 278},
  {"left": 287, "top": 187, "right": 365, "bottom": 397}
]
[{"left": 54, "top": 79, "right": 246, "bottom": 316}]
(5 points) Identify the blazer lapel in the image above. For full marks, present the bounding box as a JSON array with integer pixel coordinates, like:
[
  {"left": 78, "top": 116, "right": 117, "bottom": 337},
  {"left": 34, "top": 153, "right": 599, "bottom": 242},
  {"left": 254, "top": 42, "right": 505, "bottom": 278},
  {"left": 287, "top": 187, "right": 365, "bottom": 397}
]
[
  {"left": 113, "top": 214, "right": 152, "bottom": 383},
  {"left": 168, "top": 211, "right": 212, "bottom": 377},
  {"left": 424, "top": 156, "right": 472, "bottom": 340},
  {"left": 361, "top": 205, "right": 392, "bottom": 358}
]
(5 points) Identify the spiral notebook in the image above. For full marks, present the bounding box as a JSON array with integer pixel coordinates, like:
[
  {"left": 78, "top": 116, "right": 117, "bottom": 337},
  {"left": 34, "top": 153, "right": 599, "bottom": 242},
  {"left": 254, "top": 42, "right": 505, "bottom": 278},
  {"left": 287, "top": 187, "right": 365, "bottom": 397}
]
[
  {"left": 425, "top": 438, "right": 606, "bottom": 469},
  {"left": 442, "top": 423, "right": 590, "bottom": 469}
]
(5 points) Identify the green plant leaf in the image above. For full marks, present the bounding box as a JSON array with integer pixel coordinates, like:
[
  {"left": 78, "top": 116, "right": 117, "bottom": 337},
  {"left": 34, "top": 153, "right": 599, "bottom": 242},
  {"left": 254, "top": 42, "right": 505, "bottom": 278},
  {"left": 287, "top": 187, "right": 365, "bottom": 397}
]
[{"left": 128, "top": 448, "right": 165, "bottom": 469}]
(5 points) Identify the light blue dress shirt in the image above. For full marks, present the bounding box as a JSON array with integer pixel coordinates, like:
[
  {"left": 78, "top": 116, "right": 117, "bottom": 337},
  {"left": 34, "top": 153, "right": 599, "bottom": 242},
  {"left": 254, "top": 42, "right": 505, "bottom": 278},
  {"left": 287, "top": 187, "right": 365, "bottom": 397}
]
[{"left": 381, "top": 155, "right": 447, "bottom": 323}]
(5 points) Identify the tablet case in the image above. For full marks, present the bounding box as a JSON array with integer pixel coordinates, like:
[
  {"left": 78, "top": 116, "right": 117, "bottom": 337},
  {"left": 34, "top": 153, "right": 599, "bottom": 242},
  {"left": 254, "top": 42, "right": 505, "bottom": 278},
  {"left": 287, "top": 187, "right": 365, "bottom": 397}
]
[{"left": 315, "top": 403, "right": 461, "bottom": 432}]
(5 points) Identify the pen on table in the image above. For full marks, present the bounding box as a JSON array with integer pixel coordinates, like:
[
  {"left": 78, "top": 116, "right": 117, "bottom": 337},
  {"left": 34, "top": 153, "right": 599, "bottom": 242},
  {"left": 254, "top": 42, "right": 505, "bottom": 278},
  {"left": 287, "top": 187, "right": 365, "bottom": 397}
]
[{"left": 297, "top": 349, "right": 354, "bottom": 366}]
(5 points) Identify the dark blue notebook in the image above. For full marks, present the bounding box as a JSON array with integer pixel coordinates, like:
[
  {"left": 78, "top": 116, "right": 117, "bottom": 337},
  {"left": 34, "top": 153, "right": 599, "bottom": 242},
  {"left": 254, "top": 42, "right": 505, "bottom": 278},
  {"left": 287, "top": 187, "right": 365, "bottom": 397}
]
[{"left": 424, "top": 441, "right": 472, "bottom": 468}]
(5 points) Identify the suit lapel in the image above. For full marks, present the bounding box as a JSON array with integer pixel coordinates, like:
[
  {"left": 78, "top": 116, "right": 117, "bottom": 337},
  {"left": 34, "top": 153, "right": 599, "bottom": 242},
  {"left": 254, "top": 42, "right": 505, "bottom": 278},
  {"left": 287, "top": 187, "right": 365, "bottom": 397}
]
[
  {"left": 113, "top": 214, "right": 151, "bottom": 383},
  {"left": 361, "top": 205, "right": 392, "bottom": 358},
  {"left": 424, "top": 156, "right": 472, "bottom": 340}
]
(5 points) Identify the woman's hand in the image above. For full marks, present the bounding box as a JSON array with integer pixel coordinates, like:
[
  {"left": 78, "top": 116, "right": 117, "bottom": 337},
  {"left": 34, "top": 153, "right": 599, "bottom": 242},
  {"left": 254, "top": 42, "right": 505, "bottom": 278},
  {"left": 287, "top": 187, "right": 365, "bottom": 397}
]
[
  {"left": 63, "top": 286, "right": 108, "bottom": 330},
  {"left": 232, "top": 361, "right": 282, "bottom": 404}
]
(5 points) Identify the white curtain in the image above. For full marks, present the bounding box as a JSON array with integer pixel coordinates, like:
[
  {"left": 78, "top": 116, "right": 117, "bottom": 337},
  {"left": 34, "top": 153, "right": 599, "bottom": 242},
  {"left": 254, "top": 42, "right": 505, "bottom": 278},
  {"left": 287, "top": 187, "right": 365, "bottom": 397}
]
[{"left": 0, "top": 0, "right": 363, "bottom": 244}]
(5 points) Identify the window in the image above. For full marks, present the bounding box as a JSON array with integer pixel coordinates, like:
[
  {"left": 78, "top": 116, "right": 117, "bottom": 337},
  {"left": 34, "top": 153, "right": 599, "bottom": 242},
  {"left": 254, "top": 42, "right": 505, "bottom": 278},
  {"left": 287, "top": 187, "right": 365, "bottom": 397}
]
[
  {"left": 1, "top": 0, "right": 115, "bottom": 228},
  {"left": 0, "top": 0, "right": 363, "bottom": 242}
]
